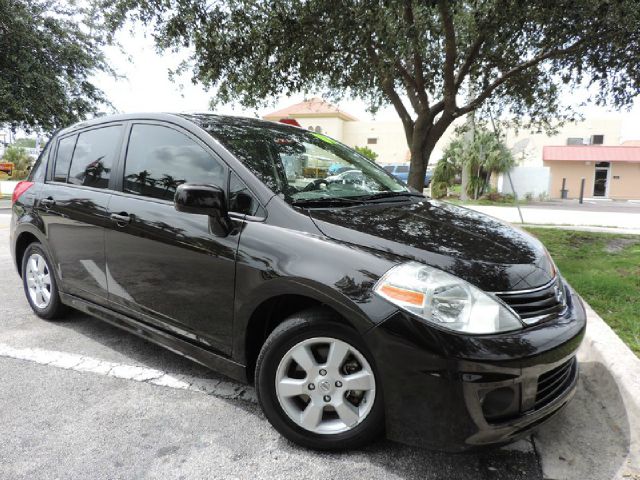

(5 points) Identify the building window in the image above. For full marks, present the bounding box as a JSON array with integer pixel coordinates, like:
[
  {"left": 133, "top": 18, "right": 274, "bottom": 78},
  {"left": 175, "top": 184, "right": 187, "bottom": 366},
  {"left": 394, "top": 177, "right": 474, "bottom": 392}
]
[
  {"left": 566, "top": 137, "right": 584, "bottom": 145},
  {"left": 367, "top": 137, "right": 378, "bottom": 145},
  {"left": 591, "top": 134, "right": 604, "bottom": 145},
  {"left": 314, "top": 126, "right": 323, "bottom": 133},
  {"left": 307, "top": 126, "right": 314, "bottom": 131},
  {"left": 595, "top": 162, "right": 610, "bottom": 168}
]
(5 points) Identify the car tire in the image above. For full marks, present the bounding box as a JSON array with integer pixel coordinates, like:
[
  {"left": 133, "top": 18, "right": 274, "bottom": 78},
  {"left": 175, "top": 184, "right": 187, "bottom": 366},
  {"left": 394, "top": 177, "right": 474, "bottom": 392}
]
[
  {"left": 255, "top": 308, "right": 384, "bottom": 450},
  {"left": 21, "top": 242, "right": 67, "bottom": 320}
]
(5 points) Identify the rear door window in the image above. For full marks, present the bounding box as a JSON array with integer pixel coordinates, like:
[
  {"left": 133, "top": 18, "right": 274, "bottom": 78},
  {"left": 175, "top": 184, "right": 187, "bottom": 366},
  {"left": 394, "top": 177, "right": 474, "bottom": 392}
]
[
  {"left": 68, "top": 125, "right": 123, "bottom": 189},
  {"left": 53, "top": 135, "right": 77, "bottom": 183},
  {"left": 123, "top": 124, "right": 226, "bottom": 201}
]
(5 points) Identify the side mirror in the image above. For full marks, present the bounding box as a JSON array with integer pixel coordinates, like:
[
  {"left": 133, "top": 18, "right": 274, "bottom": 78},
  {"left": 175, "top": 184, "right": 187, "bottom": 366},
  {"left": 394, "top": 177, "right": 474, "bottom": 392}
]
[{"left": 174, "top": 183, "right": 231, "bottom": 236}]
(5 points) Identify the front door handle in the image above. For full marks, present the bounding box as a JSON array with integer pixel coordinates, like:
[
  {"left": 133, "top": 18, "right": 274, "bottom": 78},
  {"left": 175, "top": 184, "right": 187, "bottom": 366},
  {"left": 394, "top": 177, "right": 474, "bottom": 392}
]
[{"left": 110, "top": 212, "right": 131, "bottom": 226}]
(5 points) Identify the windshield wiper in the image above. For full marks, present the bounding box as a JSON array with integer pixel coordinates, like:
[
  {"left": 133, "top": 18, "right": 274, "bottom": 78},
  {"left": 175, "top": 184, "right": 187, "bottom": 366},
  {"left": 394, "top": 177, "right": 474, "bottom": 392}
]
[
  {"left": 290, "top": 196, "right": 366, "bottom": 208},
  {"left": 356, "top": 191, "right": 426, "bottom": 202}
]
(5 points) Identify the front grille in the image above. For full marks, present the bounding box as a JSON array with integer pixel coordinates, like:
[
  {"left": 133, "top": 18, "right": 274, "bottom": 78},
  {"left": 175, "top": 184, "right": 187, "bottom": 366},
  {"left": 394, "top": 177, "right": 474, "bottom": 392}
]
[
  {"left": 495, "top": 277, "right": 567, "bottom": 322},
  {"left": 535, "top": 358, "right": 576, "bottom": 410}
]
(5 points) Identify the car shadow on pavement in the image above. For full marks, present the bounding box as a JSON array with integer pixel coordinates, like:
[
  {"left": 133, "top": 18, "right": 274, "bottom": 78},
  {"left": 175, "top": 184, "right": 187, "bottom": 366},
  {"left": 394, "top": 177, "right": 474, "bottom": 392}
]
[
  {"left": 533, "top": 361, "right": 633, "bottom": 480},
  {"left": 47, "top": 312, "right": 547, "bottom": 479}
]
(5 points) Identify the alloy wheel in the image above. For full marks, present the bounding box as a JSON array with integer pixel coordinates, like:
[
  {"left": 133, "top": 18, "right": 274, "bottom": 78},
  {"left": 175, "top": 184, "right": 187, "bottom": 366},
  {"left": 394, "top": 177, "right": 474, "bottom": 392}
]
[
  {"left": 25, "top": 253, "right": 52, "bottom": 309},
  {"left": 274, "top": 336, "right": 376, "bottom": 434}
]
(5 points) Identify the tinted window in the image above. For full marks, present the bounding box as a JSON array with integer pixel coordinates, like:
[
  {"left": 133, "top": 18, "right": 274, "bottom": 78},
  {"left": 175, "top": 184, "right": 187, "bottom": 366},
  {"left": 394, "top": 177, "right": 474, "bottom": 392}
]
[
  {"left": 229, "top": 172, "right": 264, "bottom": 217},
  {"left": 124, "top": 124, "right": 226, "bottom": 201},
  {"left": 29, "top": 141, "right": 51, "bottom": 182},
  {"left": 54, "top": 135, "right": 76, "bottom": 182},
  {"left": 68, "top": 126, "right": 122, "bottom": 189},
  {"left": 396, "top": 165, "right": 409, "bottom": 173},
  {"left": 203, "top": 121, "right": 407, "bottom": 203},
  {"left": 383, "top": 165, "right": 394, "bottom": 172}
]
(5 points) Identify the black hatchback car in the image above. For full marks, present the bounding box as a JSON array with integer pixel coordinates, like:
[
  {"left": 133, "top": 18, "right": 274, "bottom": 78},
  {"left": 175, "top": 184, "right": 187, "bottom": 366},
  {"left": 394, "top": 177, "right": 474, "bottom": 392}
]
[{"left": 10, "top": 113, "right": 585, "bottom": 451}]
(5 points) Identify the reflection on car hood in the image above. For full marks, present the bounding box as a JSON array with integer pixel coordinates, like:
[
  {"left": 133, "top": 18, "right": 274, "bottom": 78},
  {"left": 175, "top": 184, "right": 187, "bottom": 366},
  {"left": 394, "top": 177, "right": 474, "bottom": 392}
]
[{"left": 308, "top": 199, "right": 555, "bottom": 292}]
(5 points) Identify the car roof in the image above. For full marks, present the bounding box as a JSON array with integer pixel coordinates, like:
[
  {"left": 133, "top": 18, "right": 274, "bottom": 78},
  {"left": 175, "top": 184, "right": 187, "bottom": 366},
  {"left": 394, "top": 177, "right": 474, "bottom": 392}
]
[{"left": 55, "top": 112, "right": 302, "bottom": 137}]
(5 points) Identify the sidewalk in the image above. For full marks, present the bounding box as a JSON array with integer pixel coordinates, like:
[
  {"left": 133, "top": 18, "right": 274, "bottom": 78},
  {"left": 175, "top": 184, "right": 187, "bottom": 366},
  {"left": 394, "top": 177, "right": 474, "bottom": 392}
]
[{"left": 466, "top": 204, "right": 640, "bottom": 233}]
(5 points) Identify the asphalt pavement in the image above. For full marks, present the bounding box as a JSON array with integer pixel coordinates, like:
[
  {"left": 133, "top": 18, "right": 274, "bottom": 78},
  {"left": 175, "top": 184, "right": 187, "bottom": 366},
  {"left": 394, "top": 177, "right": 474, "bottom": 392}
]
[{"left": 0, "top": 212, "right": 634, "bottom": 479}]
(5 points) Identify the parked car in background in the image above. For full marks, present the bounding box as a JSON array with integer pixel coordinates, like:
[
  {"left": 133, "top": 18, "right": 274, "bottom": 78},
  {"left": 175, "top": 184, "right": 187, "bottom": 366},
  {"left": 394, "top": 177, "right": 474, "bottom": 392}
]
[
  {"left": 383, "top": 163, "right": 432, "bottom": 187},
  {"left": 11, "top": 113, "right": 585, "bottom": 452}
]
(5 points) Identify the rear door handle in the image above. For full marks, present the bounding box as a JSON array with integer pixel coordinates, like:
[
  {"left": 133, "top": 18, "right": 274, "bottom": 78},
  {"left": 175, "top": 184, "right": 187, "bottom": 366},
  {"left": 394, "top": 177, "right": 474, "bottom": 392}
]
[
  {"left": 110, "top": 212, "right": 131, "bottom": 226},
  {"left": 40, "top": 197, "right": 55, "bottom": 208}
]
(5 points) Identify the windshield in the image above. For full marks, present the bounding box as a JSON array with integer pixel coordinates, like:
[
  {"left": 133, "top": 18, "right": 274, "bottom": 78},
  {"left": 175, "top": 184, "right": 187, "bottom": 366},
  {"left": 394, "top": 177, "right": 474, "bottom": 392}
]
[{"left": 202, "top": 120, "right": 410, "bottom": 205}]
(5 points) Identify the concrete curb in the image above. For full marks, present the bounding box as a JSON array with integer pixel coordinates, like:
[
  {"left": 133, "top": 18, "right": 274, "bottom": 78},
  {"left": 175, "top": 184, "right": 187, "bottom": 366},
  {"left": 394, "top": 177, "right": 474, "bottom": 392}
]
[{"left": 577, "top": 301, "right": 640, "bottom": 477}]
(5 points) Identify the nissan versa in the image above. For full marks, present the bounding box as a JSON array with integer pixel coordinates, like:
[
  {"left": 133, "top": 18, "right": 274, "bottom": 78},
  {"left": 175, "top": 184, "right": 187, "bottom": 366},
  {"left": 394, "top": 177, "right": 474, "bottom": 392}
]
[{"left": 10, "top": 113, "right": 585, "bottom": 451}]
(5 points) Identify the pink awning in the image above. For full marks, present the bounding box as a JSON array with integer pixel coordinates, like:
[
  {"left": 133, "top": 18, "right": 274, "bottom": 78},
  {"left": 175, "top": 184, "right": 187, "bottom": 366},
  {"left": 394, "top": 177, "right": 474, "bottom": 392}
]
[{"left": 543, "top": 145, "right": 640, "bottom": 163}]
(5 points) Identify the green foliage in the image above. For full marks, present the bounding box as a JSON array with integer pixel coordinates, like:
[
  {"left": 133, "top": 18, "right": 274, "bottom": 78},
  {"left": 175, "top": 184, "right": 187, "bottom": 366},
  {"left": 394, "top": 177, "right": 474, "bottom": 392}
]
[
  {"left": 13, "top": 138, "right": 36, "bottom": 148},
  {"left": 0, "top": 0, "right": 111, "bottom": 132},
  {"left": 2, "top": 146, "right": 32, "bottom": 180},
  {"left": 354, "top": 146, "right": 378, "bottom": 162},
  {"left": 103, "top": 0, "right": 640, "bottom": 190},
  {"left": 430, "top": 181, "right": 449, "bottom": 199},
  {"left": 433, "top": 128, "right": 515, "bottom": 200}
]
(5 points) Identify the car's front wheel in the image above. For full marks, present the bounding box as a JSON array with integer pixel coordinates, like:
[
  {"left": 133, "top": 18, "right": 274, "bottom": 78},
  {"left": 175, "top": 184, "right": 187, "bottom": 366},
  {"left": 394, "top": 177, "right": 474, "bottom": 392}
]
[
  {"left": 255, "top": 309, "right": 384, "bottom": 450},
  {"left": 21, "top": 242, "right": 66, "bottom": 320}
]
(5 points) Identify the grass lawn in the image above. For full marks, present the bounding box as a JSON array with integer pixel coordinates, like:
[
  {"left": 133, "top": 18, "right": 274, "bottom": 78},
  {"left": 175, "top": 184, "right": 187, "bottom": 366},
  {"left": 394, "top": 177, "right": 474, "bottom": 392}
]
[{"left": 525, "top": 228, "right": 640, "bottom": 357}]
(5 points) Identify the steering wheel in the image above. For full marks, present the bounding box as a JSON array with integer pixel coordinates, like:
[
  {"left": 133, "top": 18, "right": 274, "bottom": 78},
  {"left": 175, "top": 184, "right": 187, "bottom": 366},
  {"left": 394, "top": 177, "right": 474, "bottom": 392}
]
[{"left": 302, "top": 178, "right": 329, "bottom": 192}]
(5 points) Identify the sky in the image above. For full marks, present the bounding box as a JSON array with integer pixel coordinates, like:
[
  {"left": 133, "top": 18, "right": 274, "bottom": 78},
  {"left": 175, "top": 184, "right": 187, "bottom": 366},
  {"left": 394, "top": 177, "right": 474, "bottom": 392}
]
[{"left": 26, "top": 23, "right": 640, "bottom": 143}]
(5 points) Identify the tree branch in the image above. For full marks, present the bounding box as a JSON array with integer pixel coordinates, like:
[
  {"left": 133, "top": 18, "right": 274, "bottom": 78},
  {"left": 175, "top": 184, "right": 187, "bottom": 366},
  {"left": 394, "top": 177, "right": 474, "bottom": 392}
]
[
  {"left": 366, "top": 42, "right": 415, "bottom": 143},
  {"left": 455, "top": 38, "right": 586, "bottom": 117},
  {"left": 438, "top": 0, "right": 457, "bottom": 113},
  {"left": 454, "top": 33, "right": 485, "bottom": 90},
  {"left": 403, "top": 0, "right": 429, "bottom": 110}
]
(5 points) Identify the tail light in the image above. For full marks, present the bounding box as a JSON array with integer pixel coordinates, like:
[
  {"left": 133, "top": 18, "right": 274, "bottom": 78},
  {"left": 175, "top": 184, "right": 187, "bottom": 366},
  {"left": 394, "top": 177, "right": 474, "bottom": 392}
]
[{"left": 11, "top": 181, "right": 34, "bottom": 204}]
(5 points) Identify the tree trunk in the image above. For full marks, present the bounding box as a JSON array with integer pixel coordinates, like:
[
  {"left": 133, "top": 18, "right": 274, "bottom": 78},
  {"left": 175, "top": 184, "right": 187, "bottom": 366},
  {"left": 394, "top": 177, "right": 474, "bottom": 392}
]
[{"left": 407, "top": 116, "right": 453, "bottom": 192}]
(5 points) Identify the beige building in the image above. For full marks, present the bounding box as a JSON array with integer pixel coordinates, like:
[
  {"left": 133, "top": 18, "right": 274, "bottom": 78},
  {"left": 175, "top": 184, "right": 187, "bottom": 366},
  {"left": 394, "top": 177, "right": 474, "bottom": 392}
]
[{"left": 543, "top": 145, "right": 640, "bottom": 200}]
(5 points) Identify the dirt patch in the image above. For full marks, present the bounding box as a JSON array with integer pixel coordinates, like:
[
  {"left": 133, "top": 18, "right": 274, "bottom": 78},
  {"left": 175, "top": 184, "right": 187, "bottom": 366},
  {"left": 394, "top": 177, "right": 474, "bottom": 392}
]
[{"left": 604, "top": 237, "right": 640, "bottom": 253}]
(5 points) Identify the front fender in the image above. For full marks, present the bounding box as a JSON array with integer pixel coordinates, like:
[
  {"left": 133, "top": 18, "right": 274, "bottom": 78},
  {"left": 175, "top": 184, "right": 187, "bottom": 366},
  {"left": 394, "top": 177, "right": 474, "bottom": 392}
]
[{"left": 231, "top": 221, "right": 402, "bottom": 363}]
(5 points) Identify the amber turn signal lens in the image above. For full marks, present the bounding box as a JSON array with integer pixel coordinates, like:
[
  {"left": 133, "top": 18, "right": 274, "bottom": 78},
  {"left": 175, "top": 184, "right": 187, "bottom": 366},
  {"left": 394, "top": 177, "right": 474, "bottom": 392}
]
[{"left": 379, "top": 284, "right": 425, "bottom": 306}]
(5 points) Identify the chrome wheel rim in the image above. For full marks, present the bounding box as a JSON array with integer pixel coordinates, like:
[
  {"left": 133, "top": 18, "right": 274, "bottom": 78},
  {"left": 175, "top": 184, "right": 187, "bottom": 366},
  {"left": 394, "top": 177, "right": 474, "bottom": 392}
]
[
  {"left": 25, "top": 253, "right": 52, "bottom": 309},
  {"left": 275, "top": 337, "right": 376, "bottom": 435}
]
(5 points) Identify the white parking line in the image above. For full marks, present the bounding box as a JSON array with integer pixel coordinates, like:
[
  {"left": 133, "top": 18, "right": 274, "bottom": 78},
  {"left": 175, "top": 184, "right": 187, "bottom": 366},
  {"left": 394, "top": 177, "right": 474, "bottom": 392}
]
[{"left": 0, "top": 343, "right": 257, "bottom": 403}]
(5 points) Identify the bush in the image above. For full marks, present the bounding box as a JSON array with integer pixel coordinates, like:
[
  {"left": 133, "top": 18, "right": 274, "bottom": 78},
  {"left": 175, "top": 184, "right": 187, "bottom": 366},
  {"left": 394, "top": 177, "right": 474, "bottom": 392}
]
[
  {"left": 430, "top": 181, "right": 449, "bottom": 199},
  {"left": 354, "top": 145, "right": 378, "bottom": 162}
]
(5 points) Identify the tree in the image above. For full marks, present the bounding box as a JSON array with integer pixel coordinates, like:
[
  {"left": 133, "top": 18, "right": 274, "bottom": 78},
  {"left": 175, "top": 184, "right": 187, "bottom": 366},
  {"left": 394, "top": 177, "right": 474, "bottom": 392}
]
[
  {"left": 103, "top": 0, "right": 640, "bottom": 190},
  {"left": 354, "top": 145, "right": 378, "bottom": 162},
  {"left": 0, "top": 0, "right": 111, "bottom": 132},
  {"left": 431, "top": 128, "right": 515, "bottom": 199}
]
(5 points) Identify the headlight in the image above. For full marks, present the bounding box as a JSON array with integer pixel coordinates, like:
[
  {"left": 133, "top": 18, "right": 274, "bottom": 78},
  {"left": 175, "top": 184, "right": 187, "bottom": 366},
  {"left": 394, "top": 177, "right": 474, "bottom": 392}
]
[{"left": 373, "top": 261, "right": 523, "bottom": 334}]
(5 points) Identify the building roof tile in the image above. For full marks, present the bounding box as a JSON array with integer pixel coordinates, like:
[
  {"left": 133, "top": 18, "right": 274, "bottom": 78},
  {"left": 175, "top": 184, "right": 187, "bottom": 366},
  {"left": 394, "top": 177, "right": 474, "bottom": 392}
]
[{"left": 263, "top": 97, "right": 358, "bottom": 121}]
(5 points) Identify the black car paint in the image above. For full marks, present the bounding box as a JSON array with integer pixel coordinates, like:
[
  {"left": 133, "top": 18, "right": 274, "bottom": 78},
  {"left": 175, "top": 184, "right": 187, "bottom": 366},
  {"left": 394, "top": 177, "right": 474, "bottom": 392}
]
[{"left": 10, "top": 113, "right": 586, "bottom": 451}]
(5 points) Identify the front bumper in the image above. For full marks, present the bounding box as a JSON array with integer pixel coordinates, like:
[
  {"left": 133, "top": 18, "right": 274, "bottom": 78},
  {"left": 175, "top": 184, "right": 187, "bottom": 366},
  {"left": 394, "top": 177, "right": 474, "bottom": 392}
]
[{"left": 364, "top": 287, "right": 586, "bottom": 451}]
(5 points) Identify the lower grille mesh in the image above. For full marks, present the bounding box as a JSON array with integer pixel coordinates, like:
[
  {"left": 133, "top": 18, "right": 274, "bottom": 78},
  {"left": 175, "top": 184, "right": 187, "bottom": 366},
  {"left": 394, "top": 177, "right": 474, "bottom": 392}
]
[{"left": 535, "top": 358, "right": 576, "bottom": 410}]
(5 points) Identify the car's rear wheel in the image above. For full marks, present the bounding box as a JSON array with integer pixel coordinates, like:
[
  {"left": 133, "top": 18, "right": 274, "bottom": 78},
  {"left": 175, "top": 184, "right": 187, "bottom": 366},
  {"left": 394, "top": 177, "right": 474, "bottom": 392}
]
[
  {"left": 255, "top": 309, "right": 384, "bottom": 450},
  {"left": 21, "top": 243, "right": 66, "bottom": 320}
]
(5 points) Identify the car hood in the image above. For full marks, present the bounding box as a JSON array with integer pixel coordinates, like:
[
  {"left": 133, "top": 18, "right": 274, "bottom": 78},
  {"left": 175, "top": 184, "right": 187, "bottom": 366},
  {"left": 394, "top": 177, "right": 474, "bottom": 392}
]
[{"left": 308, "top": 199, "right": 555, "bottom": 292}]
